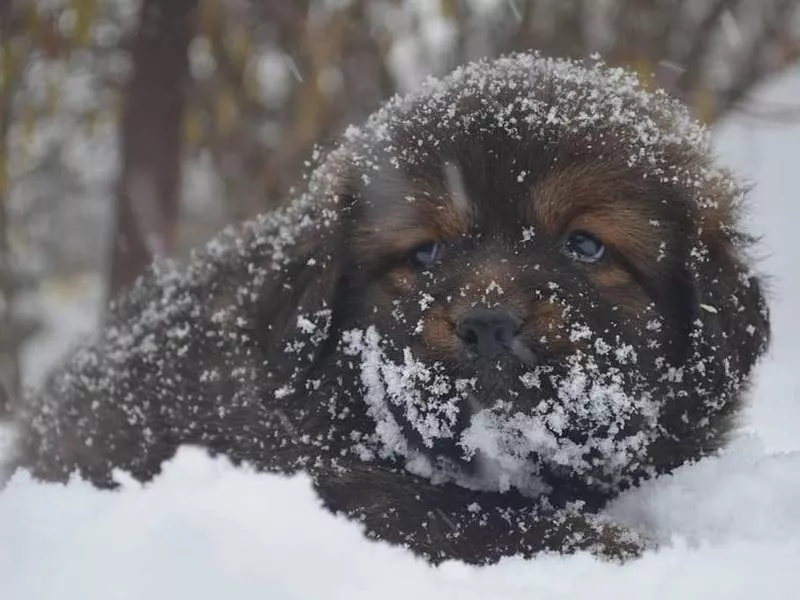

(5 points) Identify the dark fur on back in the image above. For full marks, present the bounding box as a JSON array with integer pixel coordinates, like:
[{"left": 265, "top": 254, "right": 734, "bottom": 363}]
[{"left": 12, "top": 55, "right": 769, "bottom": 564}]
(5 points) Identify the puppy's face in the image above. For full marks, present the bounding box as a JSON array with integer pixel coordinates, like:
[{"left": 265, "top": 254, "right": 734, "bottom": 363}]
[
  {"left": 296, "top": 58, "right": 770, "bottom": 497},
  {"left": 342, "top": 145, "right": 693, "bottom": 491}
]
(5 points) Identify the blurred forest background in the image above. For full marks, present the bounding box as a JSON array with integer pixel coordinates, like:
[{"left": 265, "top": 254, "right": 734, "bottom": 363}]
[{"left": 1, "top": 0, "right": 799, "bottom": 412}]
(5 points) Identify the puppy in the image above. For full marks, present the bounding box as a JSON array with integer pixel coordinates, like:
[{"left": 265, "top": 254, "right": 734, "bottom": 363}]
[{"left": 13, "top": 54, "right": 769, "bottom": 564}]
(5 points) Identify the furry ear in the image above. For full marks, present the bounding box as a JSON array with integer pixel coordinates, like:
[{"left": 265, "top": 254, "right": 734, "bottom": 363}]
[
  {"left": 675, "top": 195, "right": 770, "bottom": 451},
  {"left": 242, "top": 168, "right": 358, "bottom": 387},
  {"left": 686, "top": 193, "right": 770, "bottom": 381},
  {"left": 253, "top": 219, "right": 348, "bottom": 376},
  {"left": 687, "top": 240, "right": 770, "bottom": 382}
]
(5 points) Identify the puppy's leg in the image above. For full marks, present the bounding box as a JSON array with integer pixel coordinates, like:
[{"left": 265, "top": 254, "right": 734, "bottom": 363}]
[{"left": 312, "top": 463, "right": 646, "bottom": 565}]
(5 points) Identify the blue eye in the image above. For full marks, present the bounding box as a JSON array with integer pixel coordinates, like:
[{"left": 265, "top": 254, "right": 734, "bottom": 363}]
[
  {"left": 564, "top": 230, "right": 605, "bottom": 263},
  {"left": 411, "top": 242, "right": 443, "bottom": 268}
]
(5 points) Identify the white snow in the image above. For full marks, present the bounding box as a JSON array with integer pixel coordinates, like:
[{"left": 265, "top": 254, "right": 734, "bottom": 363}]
[
  {"left": 1, "top": 443, "right": 800, "bottom": 600},
  {"left": 2, "top": 65, "right": 800, "bottom": 598}
]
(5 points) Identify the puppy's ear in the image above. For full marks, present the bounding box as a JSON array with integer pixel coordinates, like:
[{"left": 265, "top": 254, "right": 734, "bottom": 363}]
[
  {"left": 247, "top": 168, "right": 358, "bottom": 384},
  {"left": 683, "top": 192, "right": 770, "bottom": 409}
]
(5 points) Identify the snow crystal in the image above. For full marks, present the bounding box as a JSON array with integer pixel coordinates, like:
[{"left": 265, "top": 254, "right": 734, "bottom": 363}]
[{"left": 521, "top": 227, "right": 536, "bottom": 242}]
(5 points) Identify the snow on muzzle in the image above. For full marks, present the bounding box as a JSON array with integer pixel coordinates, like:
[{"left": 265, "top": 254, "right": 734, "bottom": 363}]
[{"left": 341, "top": 326, "right": 662, "bottom": 496}]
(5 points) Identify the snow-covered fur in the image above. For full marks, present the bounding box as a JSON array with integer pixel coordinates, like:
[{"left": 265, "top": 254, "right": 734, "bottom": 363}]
[{"left": 13, "top": 54, "right": 769, "bottom": 564}]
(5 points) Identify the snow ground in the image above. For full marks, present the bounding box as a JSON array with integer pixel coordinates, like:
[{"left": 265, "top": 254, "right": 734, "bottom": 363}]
[{"left": 1, "top": 69, "right": 800, "bottom": 599}]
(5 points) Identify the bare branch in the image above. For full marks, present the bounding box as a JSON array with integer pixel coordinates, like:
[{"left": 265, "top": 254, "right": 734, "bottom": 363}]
[
  {"left": 108, "top": 0, "right": 199, "bottom": 301},
  {"left": 716, "top": 0, "right": 800, "bottom": 118},
  {"left": 676, "top": 0, "right": 746, "bottom": 97},
  {"left": 0, "top": 0, "right": 21, "bottom": 409}
]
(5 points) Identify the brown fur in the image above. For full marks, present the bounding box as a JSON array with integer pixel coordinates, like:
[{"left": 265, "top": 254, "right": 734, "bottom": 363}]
[{"left": 13, "top": 55, "right": 770, "bottom": 565}]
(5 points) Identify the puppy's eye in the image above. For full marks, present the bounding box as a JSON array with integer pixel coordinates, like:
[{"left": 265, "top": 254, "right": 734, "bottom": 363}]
[
  {"left": 564, "top": 230, "right": 605, "bottom": 263},
  {"left": 410, "top": 242, "right": 443, "bottom": 268}
]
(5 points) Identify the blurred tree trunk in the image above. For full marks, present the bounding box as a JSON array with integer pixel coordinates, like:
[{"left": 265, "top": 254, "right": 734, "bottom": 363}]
[
  {"left": 0, "top": 0, "right": 19, "bottom": 413},
  {"left": 108, "top": 0, "right": 198, "bottom": 304}
]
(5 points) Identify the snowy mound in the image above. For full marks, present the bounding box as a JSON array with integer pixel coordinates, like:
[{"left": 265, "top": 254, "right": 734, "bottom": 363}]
[{"left": 1, "top": 442, "right": 800, "bottom": 600}]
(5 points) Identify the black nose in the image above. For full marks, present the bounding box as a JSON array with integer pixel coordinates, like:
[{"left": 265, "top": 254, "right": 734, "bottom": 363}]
[{"left": 455, "top": 308, "right": 522, "bottom": 359}]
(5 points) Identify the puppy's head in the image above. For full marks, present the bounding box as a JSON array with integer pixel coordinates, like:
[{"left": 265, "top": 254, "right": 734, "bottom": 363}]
[{"left": 281, "top": 55, "right": 769, "bottom": 497}]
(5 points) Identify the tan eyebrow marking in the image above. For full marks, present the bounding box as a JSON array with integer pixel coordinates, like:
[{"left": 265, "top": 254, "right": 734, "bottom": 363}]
[
  {"left": 531, "top": 161, "right": 631, "bottom": 235},
  {"left": 530, "top": 160, "right": 678, "bottom": 278},
  {"left": 353, "top": 167, "right": 473, "bottom": 257}
]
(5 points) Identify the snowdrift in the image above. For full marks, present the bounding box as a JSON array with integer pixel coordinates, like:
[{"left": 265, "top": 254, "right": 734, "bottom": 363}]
[{"left": 1, "top": 441, "right": 800, "bottom": 600}]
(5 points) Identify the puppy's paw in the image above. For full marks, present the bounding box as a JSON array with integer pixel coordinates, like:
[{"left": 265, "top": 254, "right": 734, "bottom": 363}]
[
  {"left": 548, "top": 509, "right": 649, "bottom": 561},
  {"left": 312, "top": 462, "right": 648, "bottom": 565}
]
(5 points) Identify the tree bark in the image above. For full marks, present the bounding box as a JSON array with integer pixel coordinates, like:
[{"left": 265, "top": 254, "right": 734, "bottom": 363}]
[
  {"left": 108, "top": 0, "right": 198, "bottom": 304},
  {"left": 0, "top": 0, "right": 19, "bottom": 412}
]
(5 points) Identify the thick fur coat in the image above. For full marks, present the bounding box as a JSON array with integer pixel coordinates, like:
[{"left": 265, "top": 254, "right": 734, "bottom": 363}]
[{"left": 13, "top": 54, "right": 770, "bottom": 564}]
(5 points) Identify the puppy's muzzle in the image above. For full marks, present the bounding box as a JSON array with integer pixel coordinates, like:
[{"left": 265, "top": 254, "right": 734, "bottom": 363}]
[{"left": 455, "top": 308, "right": 523, "bottom": 360}]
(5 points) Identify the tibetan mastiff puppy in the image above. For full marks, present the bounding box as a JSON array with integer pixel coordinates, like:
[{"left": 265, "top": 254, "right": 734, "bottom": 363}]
[{"left": 12, "top": 54, "right": 770, "bottom": 564}]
